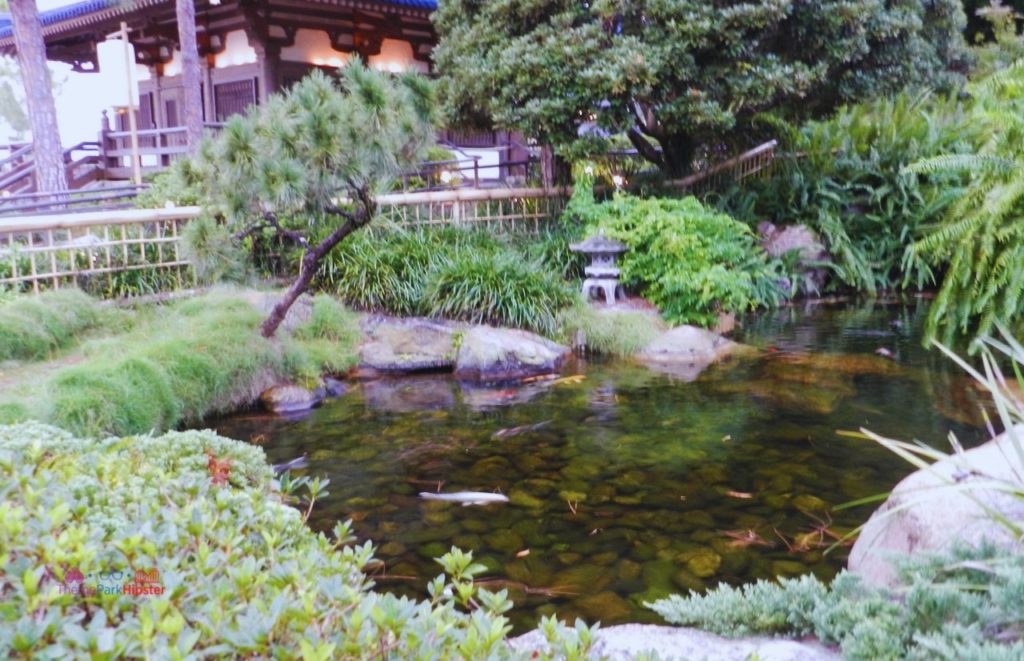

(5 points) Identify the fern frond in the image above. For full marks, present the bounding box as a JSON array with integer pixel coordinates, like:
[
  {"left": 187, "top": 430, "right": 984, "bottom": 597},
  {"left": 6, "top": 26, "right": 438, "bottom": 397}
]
[{"left": 902, "top": 154, "right": 1015, "bottom": 176}]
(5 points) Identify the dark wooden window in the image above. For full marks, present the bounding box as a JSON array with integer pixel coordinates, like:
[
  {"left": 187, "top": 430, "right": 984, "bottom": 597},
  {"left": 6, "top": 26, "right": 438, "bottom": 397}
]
[
  {"left": 214, "top": 79, "right": 258, "bottom": 121},
  {"left": 116, "top": 92, "right": 154, "bottom": 131},
  {"left": 164, "top": 99, "right": 178, "bottom": 128}
]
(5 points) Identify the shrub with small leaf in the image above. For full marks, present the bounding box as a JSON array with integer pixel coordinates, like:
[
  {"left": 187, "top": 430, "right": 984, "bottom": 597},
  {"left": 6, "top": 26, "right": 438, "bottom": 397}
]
[
  {"left": 649, "top": 543, "right": 1024, "bottom": 660},
  {"left": 583, "top": 192, "right": 784, "bottom": 326},
  {"left": 0, "top": 421, "right": 596, "bottom": 658}
]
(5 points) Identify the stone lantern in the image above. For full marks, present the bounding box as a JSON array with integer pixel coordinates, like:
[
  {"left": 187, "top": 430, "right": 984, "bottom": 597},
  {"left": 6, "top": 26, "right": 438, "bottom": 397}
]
[{"left": 570, "top": 230, "right": 628, "bottom": 305}]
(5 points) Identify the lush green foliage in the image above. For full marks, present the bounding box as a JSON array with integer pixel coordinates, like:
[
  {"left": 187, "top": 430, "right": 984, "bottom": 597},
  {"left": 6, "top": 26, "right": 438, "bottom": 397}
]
[
  {"left": 583, "top": 190, "right": 783, "bottom": 326},
  {"left": 650, "top": 544, "right": 1024, "bottom": 660},
  {"left": 0, "top": 421, "right": 596, "bottom": 658},
  {"left": 718, "top": 92, "right": 976, "bottom": 293},
  {"left": 180, "top": 215, "right": 249, "bottom": 286},
  {"left": 555, "top": 304, "right": 665, "bottom": 356},
  {"left": 904, "top": 63, "right": 1024, "bottom": 344},
  {"left": 319, "top": 226, "right": 578, "bottom": 335},
  {"left": 0, "top": 289, "right": 108, "bottom": 361},
  {"left": 434, "top": 0, "right": 969, "bottom": 176},
  {"left": 0, "top": 290, "right": 361, "bottom": 437}
]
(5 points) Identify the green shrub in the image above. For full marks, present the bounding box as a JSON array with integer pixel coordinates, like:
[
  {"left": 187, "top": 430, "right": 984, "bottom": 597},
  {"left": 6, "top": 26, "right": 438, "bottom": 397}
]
[
  {"left": 717, "top": 92, "right": 976, "bottom": 293},
  {"left": 555, "top": 304, "right": 665, "bottom": 356},
  {"left": 0, "top": 289, "right": 106, "bottom": 361},
  {"left": 586, "top": 194, "right": 783, "bottom": 326},
  {"left": 0, "top": 421, "right": 597, "bottom": 658},
  {"left": 426, "top": 251, "right": 576, "bottom": 336},
  {"left": 650, "top": 544, "right": 1024, "bottom": 660},
  {"left": 320, "top": 226, "right": 577, "bottom": 335}
]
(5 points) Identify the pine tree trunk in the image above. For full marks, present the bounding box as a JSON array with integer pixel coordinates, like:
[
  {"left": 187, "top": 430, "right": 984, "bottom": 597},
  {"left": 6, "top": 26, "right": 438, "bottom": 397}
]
[
  {"left": 176, "top": 0, "right": 204, "bottom": 151},
  {"left": 9, "top": 0, "right": 67, "bottom": 193}
]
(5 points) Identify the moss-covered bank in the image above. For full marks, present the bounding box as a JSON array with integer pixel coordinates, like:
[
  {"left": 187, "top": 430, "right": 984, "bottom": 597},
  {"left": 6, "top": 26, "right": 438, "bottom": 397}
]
[{"left": 0, "top": 289, "right": 361, "bottom": 438}]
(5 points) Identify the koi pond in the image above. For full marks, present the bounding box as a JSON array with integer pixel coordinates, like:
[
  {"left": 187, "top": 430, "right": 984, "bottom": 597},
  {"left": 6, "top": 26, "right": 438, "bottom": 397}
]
[{"left": 210, "top": 298, "right": 988, "bottom": 632}]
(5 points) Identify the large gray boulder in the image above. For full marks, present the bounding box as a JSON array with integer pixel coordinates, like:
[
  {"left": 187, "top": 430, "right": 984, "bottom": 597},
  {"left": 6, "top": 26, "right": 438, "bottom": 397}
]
[
  {"left": 359, "top": 317, "right": 463, "bottom": 372},
  {"left": 848, "top": 424, "right": 1024, "bottom": 588},
  {"left": 635, "top": 325, "right": 754, "bottom": 381},
  {"left": 758, "top": 222, "right": 830, "bottom": 295},
  {"left": 454, "top": 326, "right": 570, "bottom": 382},
  {"left": 511, "top": 624, "right": 838, "bottom": 660}
]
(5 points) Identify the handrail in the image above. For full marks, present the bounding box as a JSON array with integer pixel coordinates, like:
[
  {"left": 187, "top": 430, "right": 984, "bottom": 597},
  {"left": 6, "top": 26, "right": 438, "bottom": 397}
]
[{"left": 0, "top": 206, "right": 202, "bottom": 234}]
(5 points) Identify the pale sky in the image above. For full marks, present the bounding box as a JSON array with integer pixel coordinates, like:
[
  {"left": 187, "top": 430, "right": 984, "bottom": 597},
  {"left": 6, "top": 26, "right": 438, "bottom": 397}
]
[{"left": 6, "top": 0, "right": 121, "bottom": 146}]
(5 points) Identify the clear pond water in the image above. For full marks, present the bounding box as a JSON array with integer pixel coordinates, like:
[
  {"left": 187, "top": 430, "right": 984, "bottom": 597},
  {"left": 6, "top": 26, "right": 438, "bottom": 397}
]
[{"left": 209, "top": 298, "right": 989, "bottom": 631}]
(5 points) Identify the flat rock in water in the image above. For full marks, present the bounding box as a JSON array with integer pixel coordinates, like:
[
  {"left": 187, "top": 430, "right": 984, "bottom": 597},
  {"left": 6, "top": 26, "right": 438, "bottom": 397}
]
[
  {"left": 259, "top": 384, "right": 321, "bottom": 414},
  {"left": 635, "top": 325, "right": 753, "bottom": 381},
  {"left": 849, "top": 423, "right": 1024, "bottom": 588},
  {"left": 359, "top": 317, "right": 463, "bottom": 372},
  {"left": 510, "top": 624, "right": 839, "bottom": 660},
  {"left": 454, "top": 326, "right": 570, "bottom": 382}
]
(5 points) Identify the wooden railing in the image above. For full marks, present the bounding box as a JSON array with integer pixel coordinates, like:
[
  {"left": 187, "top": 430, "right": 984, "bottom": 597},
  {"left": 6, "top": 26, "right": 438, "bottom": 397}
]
[
  {"left": 664, "top": 140, "right": 778, "bottom": 193},
  {"left": 0, "top": 206, "right": 201, "bottom": 293},
  {"left": 0, "top": 141, "right": 105, "bottom": 196}
]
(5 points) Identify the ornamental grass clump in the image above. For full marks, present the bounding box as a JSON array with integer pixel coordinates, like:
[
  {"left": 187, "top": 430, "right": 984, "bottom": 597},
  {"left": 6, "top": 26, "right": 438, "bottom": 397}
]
[
  {"left": 0, "top": 289, "right": 107, "bottom": 361},
  {"left": 426, "top": 251, "right": 577, "bottom": 336},
  {"left": 0, "top": 421, "right": 597, "bottom": 658}
]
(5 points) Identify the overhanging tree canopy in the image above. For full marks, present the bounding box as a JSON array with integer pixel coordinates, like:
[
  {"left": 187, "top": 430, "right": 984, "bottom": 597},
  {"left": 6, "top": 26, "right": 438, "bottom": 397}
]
[{"left": 434, "top": 0, "right": 970, "bottom": 176}]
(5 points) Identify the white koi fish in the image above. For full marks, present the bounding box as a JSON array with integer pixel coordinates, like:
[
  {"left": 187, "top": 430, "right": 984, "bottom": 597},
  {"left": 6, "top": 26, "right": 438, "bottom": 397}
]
[{"left": 419, "top": 491, "right": 510, "bottom": 506}]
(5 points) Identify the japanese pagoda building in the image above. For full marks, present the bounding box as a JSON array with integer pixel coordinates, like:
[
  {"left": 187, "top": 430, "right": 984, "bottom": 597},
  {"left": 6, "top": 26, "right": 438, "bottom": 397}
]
[{"left": 0, "top": 0, "right": 437, "bottom": 131}]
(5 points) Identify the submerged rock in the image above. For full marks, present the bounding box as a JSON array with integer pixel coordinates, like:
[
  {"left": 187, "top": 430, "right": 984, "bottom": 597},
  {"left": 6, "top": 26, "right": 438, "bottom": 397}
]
[
  {"left": 259, "top": 384, "right": 322, "bottom": 414},
  {"left": 635, "top": 325, "right": 755, "bottom": 381},
  {"left": 849, "top": 424, "right": 1024, "bottom": 588},
  {"left": 454, "top": 326, "right": 571, "bottom": 382}
]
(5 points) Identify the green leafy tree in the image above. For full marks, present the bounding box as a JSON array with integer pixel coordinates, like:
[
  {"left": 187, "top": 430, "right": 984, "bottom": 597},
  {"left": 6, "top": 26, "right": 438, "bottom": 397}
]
[
  {"left": 171, "top": 64, "right": 437, "bottom": 337},
  {"left": 434, "top": 0, "right": 970, "bottom": 177}
]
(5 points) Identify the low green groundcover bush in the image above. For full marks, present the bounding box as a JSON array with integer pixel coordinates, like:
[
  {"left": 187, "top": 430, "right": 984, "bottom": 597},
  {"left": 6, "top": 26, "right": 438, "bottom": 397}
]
[
  {"left": 0, "top": 289, "right": 108, "bottom": 362},
  {"left": 650, "top": 543, "right": 1024, "bottom": 660},
  {"left": 585, "top": 194, "right": 784, "bottom": 327},
  {"left": 0, "top": 422, "right": 595, "bottom": 658}
]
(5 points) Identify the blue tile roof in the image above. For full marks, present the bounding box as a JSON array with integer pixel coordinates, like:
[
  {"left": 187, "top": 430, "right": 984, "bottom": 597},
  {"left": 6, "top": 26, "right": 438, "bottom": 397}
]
[{"left": 0, "top": 0, "right": 436, "bottom": 40}]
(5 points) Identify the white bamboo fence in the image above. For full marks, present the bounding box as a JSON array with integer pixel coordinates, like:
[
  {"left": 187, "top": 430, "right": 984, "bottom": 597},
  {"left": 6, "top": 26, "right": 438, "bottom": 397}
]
[
  {"left": 377, "top": 185, "right": 572, "bottom": 232},
  {"left": 0, "top": 207, "right": 202, "bottom": 293}
]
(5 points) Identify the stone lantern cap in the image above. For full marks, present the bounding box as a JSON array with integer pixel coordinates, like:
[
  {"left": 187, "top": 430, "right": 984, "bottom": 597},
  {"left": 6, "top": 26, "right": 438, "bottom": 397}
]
[{"left": 569, "top": 230, "right": 627, "bottom": 255}]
